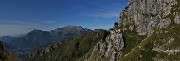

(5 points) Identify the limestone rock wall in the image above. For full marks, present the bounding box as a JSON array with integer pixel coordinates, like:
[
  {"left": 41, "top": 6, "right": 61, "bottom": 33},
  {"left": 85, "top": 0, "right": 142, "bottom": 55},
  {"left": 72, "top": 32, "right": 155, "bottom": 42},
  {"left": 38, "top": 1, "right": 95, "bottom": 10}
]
[
  {"left": 78, "top": 0, "right": 180, "bottom": 61},
  {"left": 78, "top": 29, "right": 124, "bottom": 61},
  {"left": 121, "top": 0, "right": 177, "bottom": 36}
]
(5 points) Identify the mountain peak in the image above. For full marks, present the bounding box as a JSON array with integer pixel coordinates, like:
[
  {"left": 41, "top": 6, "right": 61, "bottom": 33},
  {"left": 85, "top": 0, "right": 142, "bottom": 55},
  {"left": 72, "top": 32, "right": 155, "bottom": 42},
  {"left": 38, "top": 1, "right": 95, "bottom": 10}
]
[
  {"left": 63, "top": 25, "right": 82, "bottom": 29},
  {"left": 28, "top": 29, "right": 44, "bottom": 34},
  {"left": 52, "top": 25, "right": 91, "bottom": 33},
  {"left": 32, "top": 29, "right": 42, "bottom": 32},
  {"left": 1, "top": 25, "right": 92, "bottom": 58}
]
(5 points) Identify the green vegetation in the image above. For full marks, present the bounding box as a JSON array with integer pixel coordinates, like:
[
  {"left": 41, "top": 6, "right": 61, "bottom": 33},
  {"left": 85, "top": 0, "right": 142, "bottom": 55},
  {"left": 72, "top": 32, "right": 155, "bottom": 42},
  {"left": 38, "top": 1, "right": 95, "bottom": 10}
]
[
  {"left": 119, "top": 32, "right": 157, "bottom": 61},
  {"left": 119, "top": 23, "right": 147, "bottom": 59},
  {"left": 118, "top": 1, "right": 180, "bottom": 60},
  {"left": 26, "top": 30, "right": 109, "bottom": 61},
  {"left": 25, "top": 1, "right": 180, "bottom": 61},
  {"left": 119, "top": 23, "right": 180, "bottom": 61}
]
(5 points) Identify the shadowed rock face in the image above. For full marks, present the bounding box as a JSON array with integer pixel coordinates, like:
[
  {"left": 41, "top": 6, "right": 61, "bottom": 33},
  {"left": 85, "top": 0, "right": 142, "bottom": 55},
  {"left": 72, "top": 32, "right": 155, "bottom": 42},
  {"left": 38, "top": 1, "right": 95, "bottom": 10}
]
[
  {"left": 0, "top": 41, "right": 8, "bottom": 60},
  {"left": 0, "top": 41, "right": 16, "bottom": 61},
  {"left": 0, "top": 41, "right": 4, "bottom": 51}
]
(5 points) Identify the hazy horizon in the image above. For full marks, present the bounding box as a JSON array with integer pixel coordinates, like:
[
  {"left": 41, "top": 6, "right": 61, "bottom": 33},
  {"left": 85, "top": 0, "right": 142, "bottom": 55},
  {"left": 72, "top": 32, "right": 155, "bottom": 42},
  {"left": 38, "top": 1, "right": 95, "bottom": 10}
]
[{"left": 0, "top": 0, "right": 128, "bottom": 36}]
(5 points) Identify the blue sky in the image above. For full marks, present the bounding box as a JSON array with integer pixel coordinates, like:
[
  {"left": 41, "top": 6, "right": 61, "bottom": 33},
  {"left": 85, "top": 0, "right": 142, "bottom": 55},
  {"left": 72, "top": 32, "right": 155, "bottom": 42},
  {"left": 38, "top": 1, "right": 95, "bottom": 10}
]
[{"left": 0, "top": 0, "right": 128, "bottom": 36}]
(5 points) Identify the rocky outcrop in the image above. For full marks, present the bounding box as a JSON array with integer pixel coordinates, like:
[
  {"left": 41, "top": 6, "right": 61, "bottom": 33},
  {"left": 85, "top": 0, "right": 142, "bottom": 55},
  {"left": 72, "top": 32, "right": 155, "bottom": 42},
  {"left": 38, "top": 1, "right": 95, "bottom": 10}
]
[
  {"left": 78, "top": 29, "right": 124, "bottom": 61},
  {"left": 121, "top": 0, "right": 178, "bottom": 36},
  {"left": 17, "top": 0, "right": 180, "bottom": 61},
  {"left": 0, "top": 41, "right": 16, "bottom": 61},
  {"left": 78, "top": 0, "right": 180, "bottom": 61}
]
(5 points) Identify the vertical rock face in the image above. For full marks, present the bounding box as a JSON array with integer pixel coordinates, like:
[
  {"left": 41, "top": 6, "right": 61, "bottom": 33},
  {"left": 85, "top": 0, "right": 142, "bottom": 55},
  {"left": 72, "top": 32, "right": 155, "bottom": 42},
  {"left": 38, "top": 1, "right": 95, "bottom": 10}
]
[
  {"left": 78, "top": 0, "right": 180, "bottom": 61},
  {"left": 121, "top": 0, "right": 177, "bottom": 36},
  {"left": 119, "top": 0, "right": 180, "bottom": 61},
  {"left": 78, "top": 29, "right": 124, "bottom": 61}
]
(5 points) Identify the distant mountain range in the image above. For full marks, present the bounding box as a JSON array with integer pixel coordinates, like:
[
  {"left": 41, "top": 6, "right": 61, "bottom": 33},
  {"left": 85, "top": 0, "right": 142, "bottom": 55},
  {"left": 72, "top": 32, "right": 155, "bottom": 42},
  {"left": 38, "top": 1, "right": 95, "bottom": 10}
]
[
  {"left": 0, "top": 26, "right": 91, "bottom": 58},
  {"left": 2, "top": 0, "right": 180, "bottom": 61}
]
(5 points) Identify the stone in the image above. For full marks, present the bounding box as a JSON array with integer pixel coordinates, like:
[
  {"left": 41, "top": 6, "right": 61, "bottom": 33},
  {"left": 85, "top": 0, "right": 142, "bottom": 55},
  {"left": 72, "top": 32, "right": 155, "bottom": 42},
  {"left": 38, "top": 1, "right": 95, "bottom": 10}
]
[
  {"left": 82, "top": 29, "right": 124, "bottom": 61},
  {"left": 174, "top": 14, "right": 180, "bottom": 24}
]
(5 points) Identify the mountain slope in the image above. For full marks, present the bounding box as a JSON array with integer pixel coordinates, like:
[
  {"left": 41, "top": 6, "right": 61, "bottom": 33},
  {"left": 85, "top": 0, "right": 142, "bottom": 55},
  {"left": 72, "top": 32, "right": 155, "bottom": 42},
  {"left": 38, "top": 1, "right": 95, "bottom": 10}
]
[
  {"left": 0, "top": 26, "right": 91, "bottom": 58},
  {"left": 25, "top": 0, "right": 180, "bottom": 61},
  {"left": 0, "top": 41, "right": 16, "bottom": 61},
  {"left": 119, "top": 0, "right": 180, "bottom": 61},
  {"left": 77, "top": 29, "right": 124, "bottom": 61},
  {"left": 50, "top": 26, "right": 91, "bottom": 42},
  {"left": 77, "top": 0, "right": 180, "bottom": 61},
  {"left": 26, "top": 29, "right": 109, "bottom": 61},
  {"left": 3, "top": 0, "right": 180, "bottom": 61}
]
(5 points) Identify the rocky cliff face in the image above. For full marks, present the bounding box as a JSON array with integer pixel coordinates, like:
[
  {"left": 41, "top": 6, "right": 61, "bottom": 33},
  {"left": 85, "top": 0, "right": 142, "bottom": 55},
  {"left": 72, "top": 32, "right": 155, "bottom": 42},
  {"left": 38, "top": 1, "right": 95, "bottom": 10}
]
[
  {"left": 78, "top": 0, "right": 180, "bottom": 61},
  {"left": 121, "top": 0, "right": 178, "bottom": 36},
  {"left": 77, "top": 29, "right": 124, "bottom": 61},
  {"left": 0, "top": 41, "right": 15, "bottom": 61}
]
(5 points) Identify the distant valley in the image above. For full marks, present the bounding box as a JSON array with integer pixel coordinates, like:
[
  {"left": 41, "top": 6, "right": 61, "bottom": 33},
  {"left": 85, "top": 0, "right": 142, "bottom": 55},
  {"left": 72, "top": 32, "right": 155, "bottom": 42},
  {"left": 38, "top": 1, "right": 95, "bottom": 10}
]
[
  {"left": 1, "top": 0, "right": 180, "bottom": 61},
  {"left": 0, "top": 26, "right": 91, "bottom": 58}
]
